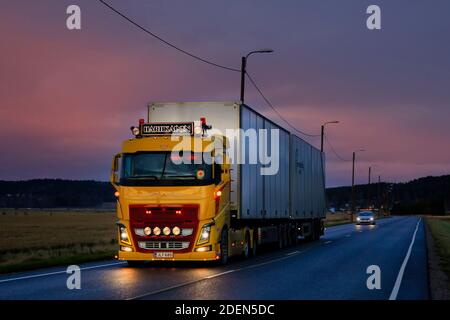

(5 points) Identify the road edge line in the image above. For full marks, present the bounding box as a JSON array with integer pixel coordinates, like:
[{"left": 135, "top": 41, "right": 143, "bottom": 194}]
[{"left": 388, "top": 218, "right": 421, "bottom": 300}]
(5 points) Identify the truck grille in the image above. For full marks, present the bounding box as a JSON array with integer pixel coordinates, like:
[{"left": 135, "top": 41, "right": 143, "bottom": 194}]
[{"left": 138, "top": 241, "right": 189, "bottom": 250}]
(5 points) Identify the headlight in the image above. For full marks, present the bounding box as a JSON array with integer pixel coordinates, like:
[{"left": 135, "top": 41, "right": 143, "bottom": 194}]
[
  {"left": 194, "top": 125, "right": 202, "bottom": 135},
  {"left": 131, "top": 126, "right": 140, "bottom": 136},
  {"left": 172, "top": 226, "right": 181, "bottom": 236},
  {"left": 163, "top": 226, "right": 171, "bottom": 236},
  {"left": 182, "top": 228, "right": 193, "bottom": 236},
  {"left": 370, "top": 217, "right": 374, "bottom": 221},
  {"left": 198, "top": 224, "right": 212, "bottom": 244},
  {"left": 144, "top": 227, "right": 152, "bottom": 236},
  {"left": 118, "top": 225, "right": 131, "bottom": 244},
  {"left": 356, "top": 217, "right": 361, "bottom": 221},
  {"left": 153, "top": 227, "right": 161, "bottom": 236}
]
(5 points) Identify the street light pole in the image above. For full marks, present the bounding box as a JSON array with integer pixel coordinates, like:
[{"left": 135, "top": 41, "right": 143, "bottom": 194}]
[
  {"left": 240, "top": 49, "right": 273, "bottom": 105},
  {"left": 320, "top": 121, "right": 339, "bottom": 153},
  {"left": 351, "top": 152, "right": 355, "bottom": 222},
  {"left": 240, "top": 56, "right": 247, "bottom": 103},
  {"left": 351, "top": 149, "right": 365, "bottom": 222}
]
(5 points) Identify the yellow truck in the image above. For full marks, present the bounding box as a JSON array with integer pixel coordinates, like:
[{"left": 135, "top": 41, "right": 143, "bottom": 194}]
[{"left": 111, "top": 102, "right": 326, "bottom": 265}]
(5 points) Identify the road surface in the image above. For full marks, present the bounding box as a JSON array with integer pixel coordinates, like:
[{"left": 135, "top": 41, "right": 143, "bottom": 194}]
[{"left": 0, "top": 216, "right": 428, "bottom": 300}]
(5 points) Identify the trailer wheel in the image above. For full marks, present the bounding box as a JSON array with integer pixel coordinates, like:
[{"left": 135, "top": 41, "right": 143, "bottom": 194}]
[
  {"left": 278, "top": 225, "right": 284, "bottom": 249},
  {"left": 293, "top": 223, "right": 299, "bottom": 245},
  {"left": 304, "top": 222, "right": 315, "bottom": 242},
  {"left": 251, "top": 229, "right": 258, "bottom": 256},
  {"left": 219, "top": 229, "right": 229, "bottom": 265},
  {"left": 242, "top": 232, "right": 250, "bottom": 259},
  {"left": 283, "top": 224, "right": 289, "bottom": 247}
]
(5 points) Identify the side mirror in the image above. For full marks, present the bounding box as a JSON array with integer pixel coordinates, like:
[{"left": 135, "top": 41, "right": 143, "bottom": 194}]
[{"left": 110, "top": 154, "right": 121, "bottom": 187}]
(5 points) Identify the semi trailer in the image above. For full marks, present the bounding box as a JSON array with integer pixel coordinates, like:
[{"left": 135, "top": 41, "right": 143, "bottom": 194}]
[{"left": 110, "top": 101, "right": 326, "bottom": 265}]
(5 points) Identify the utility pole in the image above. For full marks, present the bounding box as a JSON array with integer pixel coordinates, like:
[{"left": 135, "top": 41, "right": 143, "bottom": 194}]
[
  {"left": 368, "top": 166, "right": 371, "bottom": 208},
  {"left": 377, "top": 175, "right": 381, "bottom": 217},
  {"left": 351, "top": 152, "right": 355, "bottom": 222},
  {"left": 320, "top": 121, "right": 339, "bottom": 153},
  {"left": 351, "top": 149, "right": 365, "bottom": 222},
  {"left": 321, "top": 125, "right": 324, "bottom": 153}
]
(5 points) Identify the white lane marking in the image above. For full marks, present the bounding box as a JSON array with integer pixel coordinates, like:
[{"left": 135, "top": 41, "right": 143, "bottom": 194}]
[
  {"left": 389, "top": 218, "right": 421, "bottom": 300},
  {"left": 205, "top": 269, "right": 237, "bottom": 279},
  {"left": 0, "top": 261, "right": 126, "bottom": 284},
  {"left": 127, "top": 250, "right": 307, "bottom": 300},
  {"left": 286, "top": 251, "right": 299, "bottom": 256},
  {"left": 324, "top": 241, "right": 332, "bottom": 244}
]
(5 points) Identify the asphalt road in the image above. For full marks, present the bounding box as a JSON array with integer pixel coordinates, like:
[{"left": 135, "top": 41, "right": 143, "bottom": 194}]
[{"left": 0, "top": 216, "right": 428, "bottom": 300}]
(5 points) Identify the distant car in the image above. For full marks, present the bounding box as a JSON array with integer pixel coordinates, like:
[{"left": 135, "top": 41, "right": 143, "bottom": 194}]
[{"left": 356, "top": 211, "right": 376, "bottom": 225}]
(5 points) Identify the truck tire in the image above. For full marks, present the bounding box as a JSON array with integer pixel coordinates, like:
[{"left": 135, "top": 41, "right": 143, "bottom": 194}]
[
  {"left": 219, "top": 229, "right": 229, "bottom": 265},
  {"left": 251, "top": 229, "right": 258, "bottom": 257},
  {"left": 277, "top": 225, "right": 284, "bottom": 249},
  {"left": 304, "top": 222, "right": 315, "bottom": 242},
  {"left": 242, "top": 232, "right": 250, "bottom": 259}
]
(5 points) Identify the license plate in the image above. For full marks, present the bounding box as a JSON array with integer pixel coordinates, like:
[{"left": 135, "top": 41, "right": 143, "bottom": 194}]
[{"left": 154, "top": 252, "right": 173, "bottom": 258}]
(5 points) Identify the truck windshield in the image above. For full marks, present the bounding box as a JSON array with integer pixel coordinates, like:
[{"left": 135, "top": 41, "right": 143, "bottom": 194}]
[{"left": 119, "top": 152, "right": 214, "bottom": 186}]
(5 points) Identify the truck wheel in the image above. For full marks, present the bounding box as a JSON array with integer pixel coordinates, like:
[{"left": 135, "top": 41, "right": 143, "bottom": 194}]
[
  {"left": 277, "top": 225, "right": 284, "bottom": 249},
  {"left": 283, "top": 224, "right": 288, "bottom": 247},
  {"left": 314, "top": 220, "right": 321, "bottom": 240},
  {"left": 242, "top": 232, "right": 250, "bottom": 259},
  {"left": 251, "top": 229, "right": 258, "bottom": 257},
  {"left": 304, "top": 222, "right": 314, "bottom": 242},
  {"left": 219, "top": 229, "right": 229, "bottom": 265},
  {"left": 127, "top": 260, "right": 144, "bottom": 267}
]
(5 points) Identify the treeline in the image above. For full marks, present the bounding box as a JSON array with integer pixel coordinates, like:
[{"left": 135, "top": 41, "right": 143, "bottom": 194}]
[
  {"left": 1, "top": 175, "right": 450, "bottom": 214},
  {"left": 0, "top": 179, "right": 115, "bottom": 208},
  {"left": 327, "top": 175, "right": 450, "bottom": 215}
]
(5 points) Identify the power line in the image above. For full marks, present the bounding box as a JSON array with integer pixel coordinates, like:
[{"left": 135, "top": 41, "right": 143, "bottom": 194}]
[
  {"left": 99, "top": 0, "right": 322, "bottom": 139},
  {"left": 324, "top": 133, "right": 351, "bottom": 162},
  {"left": 245, "top": 72, "right": 321, "bottom": 138},
  {"left": 98, "top": 0, "right": 240, "bottom": 72}
]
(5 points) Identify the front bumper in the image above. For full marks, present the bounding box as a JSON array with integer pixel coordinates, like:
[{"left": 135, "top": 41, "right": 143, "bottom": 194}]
[
  {"left": 356, "top": 220, "right": 375, "bottom": 224},
  {"left": 118, "top": 249, "right": 219, "bottom": 261}
]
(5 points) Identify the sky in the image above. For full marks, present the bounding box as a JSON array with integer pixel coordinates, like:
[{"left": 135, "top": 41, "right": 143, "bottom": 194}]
[{"left": 0, "top": 0, "right": 449, "bottom": 187}]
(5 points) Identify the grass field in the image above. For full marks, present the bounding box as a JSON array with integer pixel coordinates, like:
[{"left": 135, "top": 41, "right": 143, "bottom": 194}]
[
  {"left": 0, "top": 209, "right": 117, "bottom": 274},
  {"left": 324, "top": 212, "right": 351, "bottom": 227},
  {"left": 426, "top": 216, "right": 450, "bottom": 285}
]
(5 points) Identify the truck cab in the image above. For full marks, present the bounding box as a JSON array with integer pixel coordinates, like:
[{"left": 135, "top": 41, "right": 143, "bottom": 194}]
[{"left": 111, "top": 119, "right": 233, "bottom": 264}]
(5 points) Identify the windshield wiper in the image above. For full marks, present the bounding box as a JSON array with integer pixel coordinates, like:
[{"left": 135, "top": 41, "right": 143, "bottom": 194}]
[
  {"left": 124, "top": 175, "right": 158, "bottom": 180},
  {"left": 163, "top": 175, "right": 197, "bottom": 180}
]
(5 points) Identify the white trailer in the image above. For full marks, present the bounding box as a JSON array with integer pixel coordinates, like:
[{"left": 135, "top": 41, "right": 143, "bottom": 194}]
[{"left": 147, "top": 101, "right": 326, "bottom": 245}]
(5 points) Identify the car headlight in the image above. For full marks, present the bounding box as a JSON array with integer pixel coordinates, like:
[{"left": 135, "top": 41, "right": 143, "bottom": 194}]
[
  {"left": 198, "top": 224, "right": 212, "bottom": 244},
  {"left": 118, "top": 224, "right": 131, "bottom": 245},
  {"left": 172, "top": 226, "right": 181, "bottom": 236},
  {"left": 163, "top": 226, "right": 171, "bottom": 236},
  {"left": 370, "top": 217, "right": 374, "bottom": 221},
  {"left": 357, "top": 217, "right": 361, "bottom": 221}
]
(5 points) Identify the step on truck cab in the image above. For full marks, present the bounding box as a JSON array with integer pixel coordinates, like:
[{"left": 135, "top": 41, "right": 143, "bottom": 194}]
[{"left": 111, "top": 102, "right": 326, "bottom": 265}]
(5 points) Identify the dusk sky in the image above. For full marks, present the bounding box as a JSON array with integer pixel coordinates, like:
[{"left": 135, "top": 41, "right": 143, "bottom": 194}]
[{"left": 1, "top": 0, "right": 449, "bottom": 187}]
